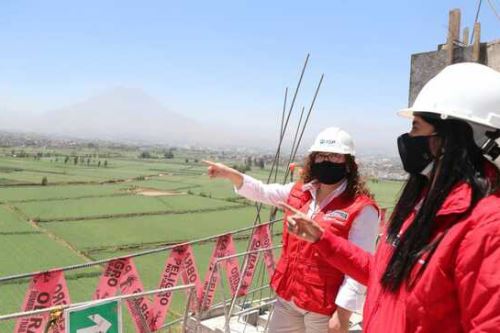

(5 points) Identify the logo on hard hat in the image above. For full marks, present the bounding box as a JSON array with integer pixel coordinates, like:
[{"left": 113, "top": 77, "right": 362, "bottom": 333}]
[{"left": 320, "top": 139, "right": 336, "bottom": 145}]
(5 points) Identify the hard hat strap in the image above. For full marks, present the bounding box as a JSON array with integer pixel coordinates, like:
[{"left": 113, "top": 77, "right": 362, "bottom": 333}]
[{"left": 481, "top": 129, "right": 500, "bottom": 160}]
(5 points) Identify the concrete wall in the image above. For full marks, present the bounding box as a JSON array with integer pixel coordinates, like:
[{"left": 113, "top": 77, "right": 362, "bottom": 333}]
[
  {"left": 408, "top": 40, "right": 499, "bottom": 106},
  {"left": 487, "top": 41, "right": 500, "bottom": 72}
]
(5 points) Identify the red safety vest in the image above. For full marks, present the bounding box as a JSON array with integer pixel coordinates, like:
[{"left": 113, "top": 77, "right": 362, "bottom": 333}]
[{"left": 270, "top": 181, "right": 379, "bottom": 315}]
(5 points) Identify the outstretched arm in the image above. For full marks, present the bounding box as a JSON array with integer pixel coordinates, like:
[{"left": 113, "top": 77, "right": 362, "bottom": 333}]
[
  {"left": 334, "top": 206, "right": 379, "bottom": 317},
  {"left": 204, "top": 160, "right": 293, "bottom": 206},
  {"left": 316, "top": 227, "right": 374, "bottom": 286}
]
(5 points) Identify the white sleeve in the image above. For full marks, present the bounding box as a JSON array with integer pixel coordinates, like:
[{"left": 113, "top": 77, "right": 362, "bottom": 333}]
[
  {"left": 235, "top": 174, "right": 294, "bottom": 207},
  {"left": 335, "top": 205, "right": 379, "bottom": 313}
]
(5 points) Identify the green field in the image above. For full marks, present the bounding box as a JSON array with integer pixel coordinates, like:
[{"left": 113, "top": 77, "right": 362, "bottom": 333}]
[
  {"left": 16, "top": 195, "right": 244, "bottom": 221},
  {"left": 0, "top": 183, "right": 129, "bottom": 202},
  {"left": 44, "top": 207, "right": 274, "bottom": 253},
  {"left": 0, "top": 149, "right": 402, "bottom": 331}
]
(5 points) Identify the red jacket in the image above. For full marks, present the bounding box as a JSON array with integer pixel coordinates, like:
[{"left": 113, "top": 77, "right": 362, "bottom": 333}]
[
  {"left": 315, "top": 181, "right": 500, "bottom": 332},
  {"left": 270, "top": 182, "right": 378, "bottom": 315}
]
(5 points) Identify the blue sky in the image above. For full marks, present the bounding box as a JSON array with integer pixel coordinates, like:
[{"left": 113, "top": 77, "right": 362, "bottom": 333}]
[{"left": 1, "top": 0, "right": 499, "bottom": 153}]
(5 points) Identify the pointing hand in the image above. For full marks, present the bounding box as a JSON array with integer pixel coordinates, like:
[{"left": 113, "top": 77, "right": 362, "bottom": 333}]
[{"left": 278, "top": 201, "right": 324, "bottom": 242}]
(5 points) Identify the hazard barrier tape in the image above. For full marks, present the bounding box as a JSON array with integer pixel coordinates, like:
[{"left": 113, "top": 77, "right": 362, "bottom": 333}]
[
  {"left": 11, "top": 224, "right": 276, "bottom": 333},
  {"left": 13, "top": 270, "right": 70, "bottom": 333},
  {"left": 1, "top": 285, "right": 196, "bottom": 333}
]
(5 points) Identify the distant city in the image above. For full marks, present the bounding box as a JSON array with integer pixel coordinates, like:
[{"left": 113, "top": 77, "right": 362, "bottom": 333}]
[{"left": 0, "top": 130, "right": 407, "bottom": 182}]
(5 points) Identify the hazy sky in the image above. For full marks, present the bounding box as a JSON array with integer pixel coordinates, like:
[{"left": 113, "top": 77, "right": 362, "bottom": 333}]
[{"left": 1, "top": 1, "right": 499, "bottom": 154}]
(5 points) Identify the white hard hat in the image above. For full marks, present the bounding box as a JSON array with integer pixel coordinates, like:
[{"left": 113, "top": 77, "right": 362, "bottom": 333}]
[
  {"left": 399, "top": 62, "right": 500, "bottom": 169},
  {"left": 400, "top": 63, "right": 500, "bottom": 129},
  {"left": 308, "top": 127, "right": 355, "bottom": 155}
]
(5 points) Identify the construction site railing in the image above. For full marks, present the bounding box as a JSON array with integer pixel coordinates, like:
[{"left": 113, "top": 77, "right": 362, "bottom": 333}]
[
  {"left": 0, "top": 284, "right": 197, "bottom": 333},
  {"left": 0, "top": 218, "right": 283, "bottom": 333}
]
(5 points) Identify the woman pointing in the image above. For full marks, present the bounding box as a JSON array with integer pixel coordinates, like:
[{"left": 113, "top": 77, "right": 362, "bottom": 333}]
[{"left": 205, "top": 127, "right": 380, "bottom": 333}]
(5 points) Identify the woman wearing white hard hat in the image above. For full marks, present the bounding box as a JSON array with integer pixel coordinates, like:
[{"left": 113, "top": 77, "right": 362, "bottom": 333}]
[
  {"left": 204, "top": 127, "right": 380, "bottom": 333},
  {"left": 285, "top": 63, "right": 500, "bottom": 332}
]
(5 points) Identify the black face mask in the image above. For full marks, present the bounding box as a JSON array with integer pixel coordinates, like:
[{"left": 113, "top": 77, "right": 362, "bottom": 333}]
[
  {"left": 397, "top": 133, "right": 434, "bottom": 174},
  {"left": 311, "top": 161, "right": 347, "bottom": 185}
]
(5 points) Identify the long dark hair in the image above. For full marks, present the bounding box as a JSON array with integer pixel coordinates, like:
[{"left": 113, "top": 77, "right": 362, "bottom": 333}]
[
  {"left": 381, "top": 116, "right": 500, "bottom": 292},
  {"left": 301, "top": 153, "right": 372, "bottom": 199}
]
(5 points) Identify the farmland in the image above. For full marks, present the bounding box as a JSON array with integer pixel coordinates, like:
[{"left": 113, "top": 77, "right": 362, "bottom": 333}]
[{"left": 0, "top": 146, "right": 402, "bottom": 331}]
